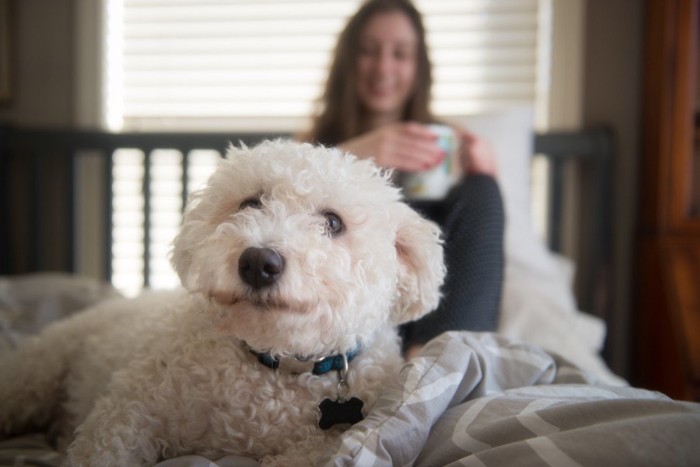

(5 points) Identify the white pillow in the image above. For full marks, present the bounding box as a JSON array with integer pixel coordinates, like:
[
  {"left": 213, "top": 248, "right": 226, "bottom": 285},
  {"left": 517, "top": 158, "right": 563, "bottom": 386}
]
[
  {"left": 451, "top": 108, "right": 621, "bottom": 383},
  {"left": 452, "top": 107, "right": 549, "bottom": 270}
]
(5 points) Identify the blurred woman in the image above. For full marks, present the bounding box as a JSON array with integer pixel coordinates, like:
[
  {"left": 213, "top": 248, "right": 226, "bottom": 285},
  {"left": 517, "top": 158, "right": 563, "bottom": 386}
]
[{"left": 300, "top": 0, "right": 504, "bottom": 357}]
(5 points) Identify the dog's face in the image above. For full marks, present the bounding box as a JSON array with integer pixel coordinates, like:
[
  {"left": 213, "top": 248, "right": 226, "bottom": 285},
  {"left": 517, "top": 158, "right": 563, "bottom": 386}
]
[{"left": 171, "top": 140, "right": 445, "bottom": 356}]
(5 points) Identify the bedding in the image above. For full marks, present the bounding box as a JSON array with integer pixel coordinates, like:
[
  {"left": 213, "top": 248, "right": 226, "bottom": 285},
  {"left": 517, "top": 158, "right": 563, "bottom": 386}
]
[
  {"left": 0, "top": 273, "right": 121, "bottom": 351},
  {"left": 2, "top": 304, "right": 699, "bottom": 466},
  {"left": 320, "top": 332, "right": 700, "bottom": 466}
]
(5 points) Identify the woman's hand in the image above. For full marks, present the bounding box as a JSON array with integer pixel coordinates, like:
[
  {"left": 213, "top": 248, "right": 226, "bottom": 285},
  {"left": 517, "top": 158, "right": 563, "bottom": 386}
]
[
  {"left": 339, "top": 122, "right": 444, "bottom": 172},
  {"left": 459, "top": 129, "right": 498, "bottom": 177}
]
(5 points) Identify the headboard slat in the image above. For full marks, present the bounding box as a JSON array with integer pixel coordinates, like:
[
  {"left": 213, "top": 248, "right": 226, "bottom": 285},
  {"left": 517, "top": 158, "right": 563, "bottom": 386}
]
[{"left": 0, "top": 125, "right": 612, "bottom": 321}]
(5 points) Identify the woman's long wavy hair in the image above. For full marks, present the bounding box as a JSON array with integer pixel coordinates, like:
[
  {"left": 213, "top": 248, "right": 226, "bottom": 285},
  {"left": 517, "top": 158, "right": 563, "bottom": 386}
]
[{"left": 308, "top": 0, "right": 434, "bottom": 146}]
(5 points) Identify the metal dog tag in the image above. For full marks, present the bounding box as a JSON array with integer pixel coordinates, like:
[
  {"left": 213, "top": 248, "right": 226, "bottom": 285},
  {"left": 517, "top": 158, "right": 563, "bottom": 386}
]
[
  {"left": 318, "top": 397, "right": 364, "bottom": 430},
  {"left": 317, "top": 352, "right": 364, "bottom": 429}
]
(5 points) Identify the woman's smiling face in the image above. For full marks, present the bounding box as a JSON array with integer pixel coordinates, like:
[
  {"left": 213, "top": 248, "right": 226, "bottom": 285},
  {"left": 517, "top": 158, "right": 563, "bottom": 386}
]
[{"left": 355, "top": 11, "right": 419, "bottom": 121}]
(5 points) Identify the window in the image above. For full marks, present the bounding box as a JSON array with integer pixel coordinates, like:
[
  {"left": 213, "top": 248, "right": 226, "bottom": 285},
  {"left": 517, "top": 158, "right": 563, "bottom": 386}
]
[
  {"left": 103, "top": 0, "right": 551, "bottom": 295},
  {"left": 110, "top": 148, "right": 220, "bottom": 296},
  {"left": 106, "top": 0, "right": 546, "bottom": 132}
]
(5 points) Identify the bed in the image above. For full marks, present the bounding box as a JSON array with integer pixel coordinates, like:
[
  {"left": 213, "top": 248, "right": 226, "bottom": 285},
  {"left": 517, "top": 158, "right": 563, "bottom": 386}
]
[{"left": 1, "top": 109, "right": 699, "bottom": 465}]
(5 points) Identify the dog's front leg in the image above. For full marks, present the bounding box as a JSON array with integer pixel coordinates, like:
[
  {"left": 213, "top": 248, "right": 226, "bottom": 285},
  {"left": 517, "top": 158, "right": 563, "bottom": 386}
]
[
  {"left": 62, "top": 359, "right": 173, "bottom": 467},
  {"left": 260, "top": 431, "right": 336, "bottom": 467},
  {"left": 62, "top": 391, "right": 164, "bottom": 467}
]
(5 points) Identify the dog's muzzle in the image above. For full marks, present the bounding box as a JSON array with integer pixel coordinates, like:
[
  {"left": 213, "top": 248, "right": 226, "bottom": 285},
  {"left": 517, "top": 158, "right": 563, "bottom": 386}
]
[{"left": 238, "top": 247, "right": 285, "bottom": 289}]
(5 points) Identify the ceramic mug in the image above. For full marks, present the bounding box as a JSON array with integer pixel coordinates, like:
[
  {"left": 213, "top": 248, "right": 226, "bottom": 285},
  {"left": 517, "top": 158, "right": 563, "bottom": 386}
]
[{"left": 401, "top": 124, "right": 459, "bottom": 200}]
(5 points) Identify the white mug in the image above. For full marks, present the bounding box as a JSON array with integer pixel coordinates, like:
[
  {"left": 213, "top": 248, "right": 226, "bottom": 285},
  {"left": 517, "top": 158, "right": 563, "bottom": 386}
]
[{"left": 401, "top": 124, "right": 459, "bottom": 200}]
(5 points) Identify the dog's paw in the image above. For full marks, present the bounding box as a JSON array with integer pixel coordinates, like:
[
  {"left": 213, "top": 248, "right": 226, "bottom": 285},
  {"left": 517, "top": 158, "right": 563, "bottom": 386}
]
[
  {"left": 261, "top": 456, "right": 305, "bottom": 467},
  {"left": 260, "top": 440, "right": 326, "bottom": 467}
]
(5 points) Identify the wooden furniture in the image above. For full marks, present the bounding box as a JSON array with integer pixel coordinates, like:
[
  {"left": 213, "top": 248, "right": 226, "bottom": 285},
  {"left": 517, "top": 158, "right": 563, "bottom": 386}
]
[
  {"left": 636, "top": 0, "right": 700, "bottom": 401},
  {"left": 0, "top": 128, "right": 613, "bottom": 314}
]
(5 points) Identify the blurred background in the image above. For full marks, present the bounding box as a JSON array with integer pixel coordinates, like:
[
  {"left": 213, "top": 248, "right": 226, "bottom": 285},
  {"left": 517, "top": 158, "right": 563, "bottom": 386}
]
[{"left": 1, "top": 0, "right": 698, "bottom": 401}]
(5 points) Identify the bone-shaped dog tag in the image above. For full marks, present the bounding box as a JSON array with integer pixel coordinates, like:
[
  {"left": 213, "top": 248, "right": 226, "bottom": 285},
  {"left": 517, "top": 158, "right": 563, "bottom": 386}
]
[{"left": 318, "top": 397, "right": 364, "bottom": 430}]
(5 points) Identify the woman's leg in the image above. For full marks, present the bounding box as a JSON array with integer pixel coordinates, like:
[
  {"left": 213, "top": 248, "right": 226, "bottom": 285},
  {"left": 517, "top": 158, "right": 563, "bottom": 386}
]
[{"left": 403, "top": 174, "right": 505, "bottom": 348}]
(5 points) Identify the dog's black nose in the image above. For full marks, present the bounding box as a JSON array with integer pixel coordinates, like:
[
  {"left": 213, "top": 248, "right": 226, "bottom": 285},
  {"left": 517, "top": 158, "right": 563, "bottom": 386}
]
[{"left": 238, "top": 247, "right": 285, "bottom": 289}]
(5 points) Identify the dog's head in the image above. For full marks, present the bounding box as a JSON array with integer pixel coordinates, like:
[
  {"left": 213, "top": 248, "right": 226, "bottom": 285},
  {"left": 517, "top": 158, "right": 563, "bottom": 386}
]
[{"left": 171, "top": 140, "right": 445, "bottom": 356}]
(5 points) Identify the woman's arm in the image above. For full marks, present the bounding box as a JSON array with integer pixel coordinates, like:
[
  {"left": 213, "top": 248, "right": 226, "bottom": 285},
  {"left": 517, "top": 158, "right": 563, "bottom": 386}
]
[{"left": 338, "top": 122, "right": 443, "bottom": 172}]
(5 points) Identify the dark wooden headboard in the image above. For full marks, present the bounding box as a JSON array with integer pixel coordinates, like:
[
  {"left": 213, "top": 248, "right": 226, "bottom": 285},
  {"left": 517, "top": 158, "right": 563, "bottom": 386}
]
[{"left": 0, "top": 125, "right": 613, "bottom": 324}]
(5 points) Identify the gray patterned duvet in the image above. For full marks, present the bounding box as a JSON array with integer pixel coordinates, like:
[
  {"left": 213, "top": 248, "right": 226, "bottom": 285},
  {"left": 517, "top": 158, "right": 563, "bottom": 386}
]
[
  {"left": 319, "top": 332, "right": 700, "bottom": 466},
  {"left": 2, "top": 332, "right": 699, "bottom": 467}
]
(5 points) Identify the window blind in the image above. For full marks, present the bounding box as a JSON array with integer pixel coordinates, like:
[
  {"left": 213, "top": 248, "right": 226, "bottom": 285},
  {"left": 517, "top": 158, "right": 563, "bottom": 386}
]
[
  {"left": 107, "top": 0, "right": 543, "bottom": 131},
  {"left": 111, "top": 147, "right": 220, "bottom": 296},
  {"left": 104, "top": 0, "right": 546, "bottom": 296}
]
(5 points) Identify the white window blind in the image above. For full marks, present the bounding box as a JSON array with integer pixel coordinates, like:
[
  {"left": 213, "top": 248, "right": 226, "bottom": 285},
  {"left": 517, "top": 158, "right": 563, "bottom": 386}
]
[
  {"left": 104, "top": 0, "right": 548, "bottom": 296},
  {"left": 111, "top": 148, "right": 220, "bottom": 297},
  {"left": 106, "top": 0, "right": 544, "bottom": 132}
]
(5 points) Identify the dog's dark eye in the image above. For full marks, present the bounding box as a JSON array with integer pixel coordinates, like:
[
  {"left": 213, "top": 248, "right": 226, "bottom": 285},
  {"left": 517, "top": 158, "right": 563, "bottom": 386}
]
[
  {"left": 322, "top": 210, "right": 344, "bottom": 237},
  {"left": 239, "top": 197, "right": 262, "bottom": 210}
]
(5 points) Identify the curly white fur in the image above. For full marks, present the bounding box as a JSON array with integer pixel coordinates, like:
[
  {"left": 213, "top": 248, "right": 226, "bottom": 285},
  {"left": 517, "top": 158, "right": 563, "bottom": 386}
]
[{"left": 0, "top": 140, "right": 445, "bottom": 466}]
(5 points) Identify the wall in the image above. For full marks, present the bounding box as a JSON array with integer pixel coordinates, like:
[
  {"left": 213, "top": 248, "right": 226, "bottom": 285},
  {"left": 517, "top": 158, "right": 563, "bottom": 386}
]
[
  {"left": 0, "top": 0, "right": 77, "bottom": 275},
  {"left": 0, "top": 0, "right": 75, "bottom": 126},
  {"left": 582, "top": 0, "right": 644, "bottom": 378}
]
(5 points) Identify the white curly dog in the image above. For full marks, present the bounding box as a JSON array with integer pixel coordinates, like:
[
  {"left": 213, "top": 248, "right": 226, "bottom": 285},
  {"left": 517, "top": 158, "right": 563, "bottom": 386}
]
[{"left": 0, "top": 140, "right": 445, "bottom": 466}]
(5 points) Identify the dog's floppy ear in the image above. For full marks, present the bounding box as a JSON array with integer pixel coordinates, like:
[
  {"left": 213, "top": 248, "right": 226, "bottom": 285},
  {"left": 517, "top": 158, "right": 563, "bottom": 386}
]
[
  {"left": 392, "top": 204, "right": 446, "bottom": 324},
  {"left": 171, "top": 225, "right": 192, "bottom": 287}
]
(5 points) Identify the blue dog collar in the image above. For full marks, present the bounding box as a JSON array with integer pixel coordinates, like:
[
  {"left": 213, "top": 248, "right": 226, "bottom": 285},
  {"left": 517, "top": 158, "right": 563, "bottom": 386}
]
[{"left": 248, "top": 345, "right": 361, "bottom": 376}]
